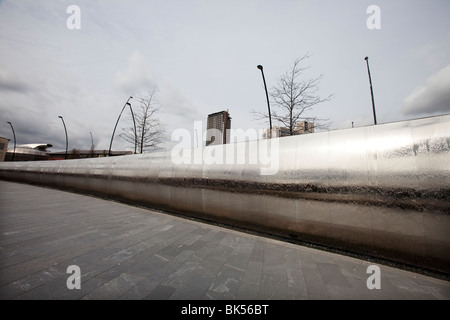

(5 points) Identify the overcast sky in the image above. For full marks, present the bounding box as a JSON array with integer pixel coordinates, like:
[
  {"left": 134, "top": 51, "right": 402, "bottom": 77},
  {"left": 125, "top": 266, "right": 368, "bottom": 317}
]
[{"left": 1, "top": 0, "right": 449, "bottom": 152}]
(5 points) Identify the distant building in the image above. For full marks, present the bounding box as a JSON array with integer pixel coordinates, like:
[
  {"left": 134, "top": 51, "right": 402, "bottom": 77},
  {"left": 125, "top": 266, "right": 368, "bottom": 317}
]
[
  {"left": 0, "top": 137, "right": 9, "bottom": 162},
  {"left": 4, "top": 143, "right": 133, "bottom": 161},
  {"left": 49, "top": 149, "right": 133, "bottom": 160},
  {"left": 296, "top": 121, "right": 314, "bottom": 134},
  {"left": 206, "top": 110, "right": 231, "bottom": 146},
  {"left": 266, "top": 121, "right": 314, "bottom": 138},
  {"left": 5, "top": 143, "right": 53, "bottom": 161}
]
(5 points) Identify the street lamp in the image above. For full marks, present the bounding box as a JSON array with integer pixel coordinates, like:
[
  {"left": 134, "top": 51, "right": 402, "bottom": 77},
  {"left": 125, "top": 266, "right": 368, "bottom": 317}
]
[
  {"left": 364, "top": 57, "right": 377, "bottom": 125},
  {"left": 6, "top": 121, "right": 16, "bottom": 161},
  {"left": 108, "top": 96, "right": 137, "bottom": 156},
  {"left": 58, "top": 116, "right": 68, "bottom": 160},
  {"left": 195, "top": 129, "right": 199, "bottom": 148},
  {"left": 89, "top": 131, "right": 94, "bottom": 149},
  {"left": 257, "top": 65, "right": 273, "bottom": 138}
]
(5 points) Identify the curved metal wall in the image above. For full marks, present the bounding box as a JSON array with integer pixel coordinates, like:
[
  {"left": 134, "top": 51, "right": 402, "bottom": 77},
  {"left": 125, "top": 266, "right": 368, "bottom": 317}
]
[{"left": 1, "top": 115, "right": 449, "bottom": 276}]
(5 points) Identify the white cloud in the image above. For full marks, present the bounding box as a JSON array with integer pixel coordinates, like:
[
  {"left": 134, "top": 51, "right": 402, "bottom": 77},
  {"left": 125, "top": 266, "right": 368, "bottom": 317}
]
[
  {"left": 417, "top": 34, "right": 450, "bottom": 70},
  {"left": 159, "top": 77, "right": 203, "bottom": 122},
  {"left": 0, "top": 69, "right": 33, "bottom": 93},
  {"left": 113, "top": 51, "right": 155, "bottom": 95},
  {"left": 402, "top": 65, "right": 450, "bottom": 116}
]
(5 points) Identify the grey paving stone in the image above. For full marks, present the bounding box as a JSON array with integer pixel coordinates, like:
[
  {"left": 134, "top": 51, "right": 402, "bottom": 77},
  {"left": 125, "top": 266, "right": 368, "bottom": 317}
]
[
  {"left": 316, "top": 263, "right": 353, "bottom": 288},
  {"left": 249, "top": 240, "right": 265, "bottom": 263},
  {"left": 189, "top": 256, "right": 224, "bottom": 280},
  {"left": 0, "top": 253, "right": 35, "bottom": 270},
  {"left": 127, "top": 254, "right": 169, "bottom": 278},
  {"left": 163, "top": 260, "right": 199, "bottom": 288},
  {"left": 144, "top": 284, "right": 176, "bottom": 300},
  {"left": 142, "top": 249, "right": 196, "bottom": 286},
  {"left": 240, "top": 260, "right": 263, "bottom": 286},
  {"left": 12, "top": 274, "right": 68, "bottom": 300},
  {"left": 96, "top": 261, "right": 135, "bottom": 281},
  {"left": 0, "top": 180, "right": 449, "bottom": 301},
  {"left": 81, "top": 273, "right": 145, "bottom": 300},
  {"left": 301, "top": 266, "right": 330, "bottom": 299},
  {"left": 286, "top": 268, "right": 309, "bottom": 299},
  {"left": 258, "top": 274, "right": 291, "bottom": 300},
  {"left": 208, "top": 264, "right": 244, "bottom": 299},
  {"left": 0, "top": 282, "right": 28, "bottom": 300},
  {"left": 224, "top": 238, "right": 254, "bottom": 272},
  {"left": 118, "top": 278, "right": 160, "bottom": 300},
  {"left": 25, "top": 274, "right": 108, "bottom": 300},
  {"left": 235, "top": 283, "right": 260, "bottom": 300},
  {"left": 168, "top": 267, "right": 215, "bottom": 300}
]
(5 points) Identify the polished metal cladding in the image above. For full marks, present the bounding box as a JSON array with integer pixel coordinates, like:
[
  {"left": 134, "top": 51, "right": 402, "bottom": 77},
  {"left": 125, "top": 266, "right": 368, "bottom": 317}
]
[{"left": 1, "top": 114, "right": 449, "bottom": 276}]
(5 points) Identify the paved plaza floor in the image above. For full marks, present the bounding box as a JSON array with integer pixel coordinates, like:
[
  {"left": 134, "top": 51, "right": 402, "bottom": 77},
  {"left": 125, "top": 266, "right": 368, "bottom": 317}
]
[{"left": 0, "top": 180, "right": 449, "bottom": 301}]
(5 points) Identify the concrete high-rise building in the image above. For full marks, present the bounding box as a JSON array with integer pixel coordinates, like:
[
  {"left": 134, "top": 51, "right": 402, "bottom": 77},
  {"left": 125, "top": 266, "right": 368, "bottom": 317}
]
[
  {"left": 206, "top": 110, "right": 231, "bottom": 146},
  {"left": 0, "top": 137, "right": 9, "bottom": 162},
  {"left": 265, "top": 121, "right": 314, "bottom": 138},
  {"left": 296, "top": 121, "right": 314, "bottom": 134}
]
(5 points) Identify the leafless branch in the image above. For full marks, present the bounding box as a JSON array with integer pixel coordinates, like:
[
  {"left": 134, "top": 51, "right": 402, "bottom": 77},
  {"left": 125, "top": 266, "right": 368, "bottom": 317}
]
[
  {"left": 120, "top": 86, "right": 165, "bottom": 153},
  {"left": 252, "top": 53, "right": 333, "bottom": 134}
]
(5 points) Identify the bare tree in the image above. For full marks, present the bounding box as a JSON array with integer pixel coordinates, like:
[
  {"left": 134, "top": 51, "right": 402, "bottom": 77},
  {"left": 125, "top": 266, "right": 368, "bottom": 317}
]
[
  {"left": 253, "top": 53, "right": 333, "bottom": 135},
  {"left": 120, "top": 87, "right": 165, "bottom": 153}
]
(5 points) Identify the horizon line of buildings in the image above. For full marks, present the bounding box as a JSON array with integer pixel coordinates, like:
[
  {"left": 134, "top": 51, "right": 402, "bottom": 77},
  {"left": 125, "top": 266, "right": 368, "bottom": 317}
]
[
  {"left": 1, "top": 109, "right": 314, "bottom": 161},
  {"left": 0, "top": 139, "right": 133, "bottom": 162},
  {"left": 205, "top": 109, "right": 314, "bottom": 145}
]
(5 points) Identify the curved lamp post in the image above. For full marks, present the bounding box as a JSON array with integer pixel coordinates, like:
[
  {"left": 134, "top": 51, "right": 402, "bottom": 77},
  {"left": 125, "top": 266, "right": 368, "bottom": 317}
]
[
  {"left": 89, "top": 131, "right": 94, "bottom": 150},
  {"left": 108, "top": 96, "right": 137, "bottom": 156},
  {"left": 257, "top": 65, "right": 273, "bottom": 138},
  {"left": 58, "top": 116, "right": 68, "bottom": 159},
  {"left": 6, "top": 121, "right": 16, "bottom": 161},
  {"left": 364, "top": 57, "right": 377, "bottom": 125}
]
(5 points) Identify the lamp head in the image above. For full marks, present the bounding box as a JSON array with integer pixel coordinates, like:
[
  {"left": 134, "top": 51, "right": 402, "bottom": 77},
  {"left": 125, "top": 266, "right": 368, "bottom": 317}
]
[
  {"left": 364, "top": 57, "right": 369, "bottom": 61},
  {"left": 257, "top": 65, "right": 263, "bottom": 70}
]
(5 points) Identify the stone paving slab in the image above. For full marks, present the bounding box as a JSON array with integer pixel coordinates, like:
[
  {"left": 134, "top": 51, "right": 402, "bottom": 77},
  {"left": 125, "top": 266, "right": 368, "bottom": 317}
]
[{"left": 0, "top": 180, "right": 449, "bottom": 300}]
